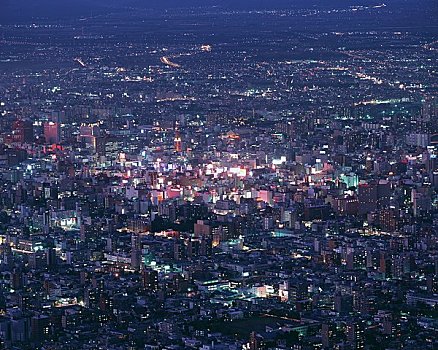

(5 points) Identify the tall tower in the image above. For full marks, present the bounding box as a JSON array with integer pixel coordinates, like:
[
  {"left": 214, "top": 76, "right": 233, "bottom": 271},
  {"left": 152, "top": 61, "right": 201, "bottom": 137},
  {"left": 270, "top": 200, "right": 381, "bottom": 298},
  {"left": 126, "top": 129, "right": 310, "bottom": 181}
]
[{"left": 174, "top": 123, "right": 182, "bottom": 153}]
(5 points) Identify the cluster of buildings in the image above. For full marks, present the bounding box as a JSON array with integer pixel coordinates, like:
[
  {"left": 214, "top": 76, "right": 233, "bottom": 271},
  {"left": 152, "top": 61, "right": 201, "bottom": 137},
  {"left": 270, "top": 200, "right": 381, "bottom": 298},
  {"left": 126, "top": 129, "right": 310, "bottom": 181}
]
[
  {"left": 0, "top": 2, "right": 437, "bottom": 350},
  {"left": 0, "top": 94, "right": 435, "bottom": 349}
]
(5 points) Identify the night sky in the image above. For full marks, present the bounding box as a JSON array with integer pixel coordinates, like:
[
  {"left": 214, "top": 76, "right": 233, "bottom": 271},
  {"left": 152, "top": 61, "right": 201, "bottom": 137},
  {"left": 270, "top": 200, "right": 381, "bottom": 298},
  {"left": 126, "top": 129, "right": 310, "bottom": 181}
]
[{"left": 1, "top": 0, "right": 436, "bottom": 23}]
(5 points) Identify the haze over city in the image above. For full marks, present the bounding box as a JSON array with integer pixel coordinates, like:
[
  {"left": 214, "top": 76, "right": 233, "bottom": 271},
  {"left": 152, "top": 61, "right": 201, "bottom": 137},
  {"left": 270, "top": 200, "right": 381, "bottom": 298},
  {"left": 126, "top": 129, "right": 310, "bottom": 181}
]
[{"left": 0, "top": 0, "right": 436, "bottom": 349}]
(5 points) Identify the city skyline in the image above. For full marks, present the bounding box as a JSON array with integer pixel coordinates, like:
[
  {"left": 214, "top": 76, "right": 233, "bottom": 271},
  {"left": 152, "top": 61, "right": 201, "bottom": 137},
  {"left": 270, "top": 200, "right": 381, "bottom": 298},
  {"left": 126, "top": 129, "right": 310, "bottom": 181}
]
[{"left": 0, "top": 0, "right": 436, "bottom": 349}]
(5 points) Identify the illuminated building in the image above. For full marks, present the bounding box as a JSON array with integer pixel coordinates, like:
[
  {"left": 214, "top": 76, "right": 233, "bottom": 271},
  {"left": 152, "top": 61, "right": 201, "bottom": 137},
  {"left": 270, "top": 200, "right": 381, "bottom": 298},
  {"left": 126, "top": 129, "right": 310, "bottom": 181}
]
[
  {"left": 346, "top": 320, "right": 365, "bottom": 349},
  {"left": 142, "top": 269, "right": 158, "bottom": 292},
  {"left": 174, "top": 130, "right": 182, "bottom": 153},
  {"left": 12, "top": 119, "right": 33, "bottom": 143},
  {"left": 43, "top": 122, "right": 60, "bottom": 144}
]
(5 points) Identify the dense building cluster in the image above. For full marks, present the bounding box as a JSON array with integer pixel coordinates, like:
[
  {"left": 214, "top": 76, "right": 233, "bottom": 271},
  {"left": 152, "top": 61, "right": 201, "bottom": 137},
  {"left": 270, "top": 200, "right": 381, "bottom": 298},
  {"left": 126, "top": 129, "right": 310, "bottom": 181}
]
[{"left": 0, "top": 1, "right": 436, "bottom": 349}]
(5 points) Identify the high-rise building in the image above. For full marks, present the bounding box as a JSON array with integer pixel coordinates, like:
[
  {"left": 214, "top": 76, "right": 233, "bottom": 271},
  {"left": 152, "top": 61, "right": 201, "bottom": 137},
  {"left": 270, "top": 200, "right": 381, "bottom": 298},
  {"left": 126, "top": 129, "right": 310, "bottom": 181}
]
[
  {"left": 174, "top": 130, "right": 182, "bottom": 153},
  {"left": 194, "top": 220, "right": 211, "bottom": 237},
  {"left": 346, "top": 320, "right": 365, "bottom": 349},
  {"left": 359, "top": 180, "right": 391, "bottom": 215},
  {"left": 358, "top": 182, "right": 377, "bottom": 215},
  {"left": 79, "top": 122, "right": 101, "bottom": 149},
  {"left": 12, "top": 119, "right": 33, "bottom": 143},
  {"left": 43, "top": 122, "right": 60, "bottom": 144},
  {"left": 248, "top": 331, "right": 264, "bottom": 350},
  {"left": 142, "top": 269, "right": 158, "bottom": 292},
  {"left": 31, "top": 315, "right": 51, "bottom": 341},
  {"left": 131, "top": 233, "right": 141, "bottom": 269}
]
